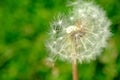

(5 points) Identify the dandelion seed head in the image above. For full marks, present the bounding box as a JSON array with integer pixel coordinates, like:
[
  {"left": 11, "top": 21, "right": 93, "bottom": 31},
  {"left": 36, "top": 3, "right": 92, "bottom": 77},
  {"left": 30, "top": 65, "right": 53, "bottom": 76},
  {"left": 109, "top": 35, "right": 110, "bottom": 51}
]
[{"left": 46, "top": 0, "right": 111, "bottom": 63}]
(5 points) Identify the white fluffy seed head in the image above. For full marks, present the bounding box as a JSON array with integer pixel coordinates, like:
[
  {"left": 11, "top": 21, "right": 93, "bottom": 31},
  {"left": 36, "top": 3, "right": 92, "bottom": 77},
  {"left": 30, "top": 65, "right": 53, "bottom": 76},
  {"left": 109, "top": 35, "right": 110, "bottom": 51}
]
[{"left": 46, "top": 0, "right": 111, "bottom": 63}]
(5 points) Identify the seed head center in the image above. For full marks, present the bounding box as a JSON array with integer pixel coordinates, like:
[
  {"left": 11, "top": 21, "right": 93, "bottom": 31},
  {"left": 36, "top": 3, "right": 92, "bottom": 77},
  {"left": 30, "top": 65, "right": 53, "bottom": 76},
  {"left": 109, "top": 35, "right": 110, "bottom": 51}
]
[{"left": 66, "top": 21, "right": 86, "bottom": 38}]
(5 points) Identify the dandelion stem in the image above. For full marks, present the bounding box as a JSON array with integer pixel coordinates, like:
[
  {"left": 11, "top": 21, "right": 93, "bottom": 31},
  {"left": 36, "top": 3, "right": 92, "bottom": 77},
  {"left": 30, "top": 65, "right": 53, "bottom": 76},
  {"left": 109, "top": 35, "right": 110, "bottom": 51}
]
[
  {"left": 72, "top": 58, "right": 78, "bottom": 80},
  {"left": 71, "top": 36, "right": 78, "bottom": 80}
]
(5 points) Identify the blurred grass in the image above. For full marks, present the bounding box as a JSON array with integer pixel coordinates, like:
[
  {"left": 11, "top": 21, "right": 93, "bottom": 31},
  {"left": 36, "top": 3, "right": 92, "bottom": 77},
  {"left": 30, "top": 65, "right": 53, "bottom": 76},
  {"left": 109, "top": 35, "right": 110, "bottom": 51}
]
[{"left": 0, "top": 0, "right": 120, "bottom": 80}]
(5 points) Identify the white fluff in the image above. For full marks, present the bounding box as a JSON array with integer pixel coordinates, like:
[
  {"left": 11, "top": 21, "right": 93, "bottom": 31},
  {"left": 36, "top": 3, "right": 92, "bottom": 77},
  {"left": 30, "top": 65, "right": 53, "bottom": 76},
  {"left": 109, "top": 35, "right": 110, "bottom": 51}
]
[{"left": 46, "top": 0, "right": 111, "bottom": 63}]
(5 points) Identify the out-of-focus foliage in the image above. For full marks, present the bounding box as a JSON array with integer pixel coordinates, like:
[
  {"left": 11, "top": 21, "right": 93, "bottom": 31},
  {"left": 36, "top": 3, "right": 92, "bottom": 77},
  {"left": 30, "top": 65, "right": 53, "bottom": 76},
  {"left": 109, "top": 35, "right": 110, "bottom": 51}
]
[{"left": 0, "top": 0, "right": 119, "bottom": 80}]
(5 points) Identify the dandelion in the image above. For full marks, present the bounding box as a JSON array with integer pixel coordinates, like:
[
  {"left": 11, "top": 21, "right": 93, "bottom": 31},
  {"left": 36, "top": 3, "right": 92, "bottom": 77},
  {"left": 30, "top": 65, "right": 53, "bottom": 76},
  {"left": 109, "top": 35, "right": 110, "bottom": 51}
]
[{"left": 46, "top": 0, "right": 111, "bottom": 80}]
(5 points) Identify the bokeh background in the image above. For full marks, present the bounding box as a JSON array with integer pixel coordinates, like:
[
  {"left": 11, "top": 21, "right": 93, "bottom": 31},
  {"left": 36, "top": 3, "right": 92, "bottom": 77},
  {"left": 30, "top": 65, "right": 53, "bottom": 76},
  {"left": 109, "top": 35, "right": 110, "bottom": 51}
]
[{"left": 0, "top": 0, "right": 120, "bottom": 80}]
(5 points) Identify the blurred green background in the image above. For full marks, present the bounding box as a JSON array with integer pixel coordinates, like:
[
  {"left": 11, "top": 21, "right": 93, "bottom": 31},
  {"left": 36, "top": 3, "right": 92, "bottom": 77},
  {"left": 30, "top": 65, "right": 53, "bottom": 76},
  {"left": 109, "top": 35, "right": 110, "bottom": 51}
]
[{"left": 0, "top": 0, "right": 120, "bottom": 80}]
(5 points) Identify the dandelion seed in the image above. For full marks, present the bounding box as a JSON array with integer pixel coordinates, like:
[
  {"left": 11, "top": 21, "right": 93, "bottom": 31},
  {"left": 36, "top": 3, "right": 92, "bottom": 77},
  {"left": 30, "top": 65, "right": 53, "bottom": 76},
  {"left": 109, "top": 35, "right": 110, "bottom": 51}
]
[
  {"left": 70, "top": 17, "right": 74, "bottom": 20},
  {"left": 53, "top": 41, "right": 57, "bottom": 44},
  {"left": 92, "top": 14, "right": 97, "bottom": 18},
  {"left": 81, "top": 13, "right": 85, "bottom": 17},
  {"left": 58, "top": 20, "right": 62, "bottom": 25},
  {"left": 58, "top": 37, "right": 63, "bottom": 40},
  {"left": 80, "top": 39, "right": 87, "bottom": 51},
  {"left": 53, "top": 30, "right": 56, "bottom": 34}
]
